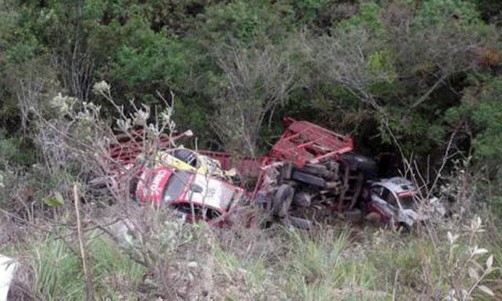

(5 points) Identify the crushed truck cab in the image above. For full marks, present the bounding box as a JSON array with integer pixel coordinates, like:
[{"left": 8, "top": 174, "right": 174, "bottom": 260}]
[
  {"left": 135, "top": 167, "right": 247, "bottom": 224},
  {"left": 248, "top": 118, "right": 376, "bottom": 229}
]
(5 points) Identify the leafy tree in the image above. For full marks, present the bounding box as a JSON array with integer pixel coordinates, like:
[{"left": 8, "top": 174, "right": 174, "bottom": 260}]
[
  {"left": 211, "top": 45, "right": 297, "bottom": 156},
  {"left": 295, "top": 0, "right": 499, "bottom": 158},
  {"left": 444, "top": 75, "right": 502, "bottom": 215},
  {"left": 195, "top": 0, "right": 294, "bottom": 48},
  {"left": 445, "top": 75, "right": 502, "bottom": 163},
  {"left": 475, "top": 0, "right": 502, "bottom": 24}
]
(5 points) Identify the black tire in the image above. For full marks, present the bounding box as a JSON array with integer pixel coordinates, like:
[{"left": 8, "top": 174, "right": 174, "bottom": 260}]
[
  {"left": 298, "top": 163, "right": 329, "bottom": 177},
  {"left": 341, "top": 153, "right": 377, "bottom": 173},
  {"left": 291, "top": 171, "right": 326, "bottom": 187},
  {"left": 292, "top": 192, "right": 312, "bottom": 207},
  {"left": 397, "top": 222, "right": 411, "bottom": 233},
  {"left": 281, "top": 162, "right": 293, "bottom": 179},
  {"left": 273, "top": 184, "right": 295, "bottom": 218},
  {"left": 289, "top": 216, "right": 313, "bottom": 230}
]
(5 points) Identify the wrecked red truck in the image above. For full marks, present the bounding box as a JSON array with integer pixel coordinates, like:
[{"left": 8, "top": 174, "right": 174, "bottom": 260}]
[{"left": 102, "top": 118, "right": 442, "bottom": 230}]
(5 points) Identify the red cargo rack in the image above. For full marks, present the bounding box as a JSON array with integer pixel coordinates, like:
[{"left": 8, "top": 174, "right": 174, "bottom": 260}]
[{"left": 271, "top": 117, "right": 354, "bottom": 168}]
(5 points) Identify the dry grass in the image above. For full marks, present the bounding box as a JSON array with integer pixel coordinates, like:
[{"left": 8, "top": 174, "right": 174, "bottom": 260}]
[{"left": 1, "top": 197, "right": 501, "bottom": 300}]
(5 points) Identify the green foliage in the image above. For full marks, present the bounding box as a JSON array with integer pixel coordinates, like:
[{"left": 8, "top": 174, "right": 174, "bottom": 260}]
[
  {"left": 42, "top": 192, "right": 64, "bottom": 208},
  {"left": 378, "top": 107, "right": 446, "bottom": 154},
  {"left": 107, "top": 25, "right": 189, "bottom": 101},
  {"left": 471, "top": 102, "right": 502, "bottom": 161},
  {"left": 415, "top": 0, "right": 482, "bottom": 26},
  {"left": 0, "top": 131, "right": 36, "bottom": 165},
  {"left": 368, "top": 50, "right": 398, "bottom": 83},
  {"left": 210, "top": 44, "right": 297, "bottom": 155},
  {"left": 3, "top": 30, "right": 40, "bottom": 64},
  {"left": 290, "top": 0, "right": 331, "bottom": 23},
  {"left": 476, "top": 0, "right": 502, "bottom": 23},
  {"left": 26, "top": 235, "right": 144, "bottom": 300},
  {"left": 198, "top": 0, "right": 293, "bottom": 47},
  {"left": 443, "top": 76, "right": 502, "bottom": 215},
  {"left": 32, "top": 238, "right": 84, "bottom": 299},
  {"left": 81, "top": 3, "right": 192, "bottom": 102},
  {"left": 338, "top": 2, "right": 386, "bottom": 37},
  {"left": 172, "top": 98, "right": 212, "bottom": 147},
  {"left": 88, "top": 235, "right": 145, "bottom": 298},
  {"left": 446, "top": 76, "right": 502, "bottom": 162},
  {"left": 81, "top": 0, "right": 106, "bottom": 21}
]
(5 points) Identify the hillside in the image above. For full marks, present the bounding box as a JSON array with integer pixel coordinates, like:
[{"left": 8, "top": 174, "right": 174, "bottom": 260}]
[{"left": 1, "top": 0, "right": 502, "bottom": 300}]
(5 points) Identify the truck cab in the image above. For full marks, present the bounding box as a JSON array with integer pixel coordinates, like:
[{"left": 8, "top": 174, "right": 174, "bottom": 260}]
[{"left": 135, "top": 167, "right": 247, "bottom": 224}]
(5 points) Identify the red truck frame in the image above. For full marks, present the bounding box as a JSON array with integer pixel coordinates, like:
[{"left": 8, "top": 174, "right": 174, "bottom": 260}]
[{"left": 103, "top": 118, "right": 376, "bottom": 229}]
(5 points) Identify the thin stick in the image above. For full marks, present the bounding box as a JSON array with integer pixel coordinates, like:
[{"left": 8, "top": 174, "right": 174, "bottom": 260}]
[
  {"left": 74, "top": 183, "right": 94, "bottom": 301},
  {"left": 392, "top": 269, "right": 400, "bottom": 301}
]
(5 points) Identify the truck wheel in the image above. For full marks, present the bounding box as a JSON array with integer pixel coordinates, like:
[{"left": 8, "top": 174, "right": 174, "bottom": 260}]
[
  {"left": 273, "top": 184, "right": 294, "bottom": 218},
  {"left": 289, "top": 216, "right": 313, "bottom": 230},
  {"left": 397, "top": 222, "right": 411, "bottom": 233},
  {"left": 291, "top": 171, "right": 326, "bottom": 187},
  {"left": 341, "top": 153, "right": 377, "bottom": 173},
  {"left": 293, "top": 192, "right": 312, "bottom": 207},
  {"left": 298, "top": 164, "right": 329, "bottom": 177}
]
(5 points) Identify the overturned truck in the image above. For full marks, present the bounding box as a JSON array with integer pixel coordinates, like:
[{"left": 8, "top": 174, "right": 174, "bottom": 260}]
[
  {"left": 204, "top": 118, "right": 377, "bottom": 229},
  {"left": 103, "top": 118, "right": 404, "bottom": 229}
]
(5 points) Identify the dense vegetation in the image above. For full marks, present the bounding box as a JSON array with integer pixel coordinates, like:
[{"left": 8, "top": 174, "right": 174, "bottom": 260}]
[
  {"left": 1, "top": 0, "right": 502, "bottom": 188},
  {"left": 1, "top": 0, "right": 502, "bottom": 300},
  {"left": 0, "top": 1, "right": 500, "bottom": 157}
]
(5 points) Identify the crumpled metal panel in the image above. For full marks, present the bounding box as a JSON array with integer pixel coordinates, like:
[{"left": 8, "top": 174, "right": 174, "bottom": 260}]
[{"left": 0, "top": 254, "right": 17, "bottom": 301}]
